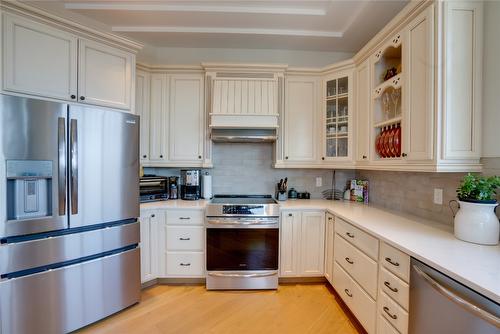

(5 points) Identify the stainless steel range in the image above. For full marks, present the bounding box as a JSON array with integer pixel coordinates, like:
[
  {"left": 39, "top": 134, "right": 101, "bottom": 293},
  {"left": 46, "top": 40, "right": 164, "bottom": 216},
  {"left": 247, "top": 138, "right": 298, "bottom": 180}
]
[{"left": 205, "top": 195, "right": 280, "bottom": 290}]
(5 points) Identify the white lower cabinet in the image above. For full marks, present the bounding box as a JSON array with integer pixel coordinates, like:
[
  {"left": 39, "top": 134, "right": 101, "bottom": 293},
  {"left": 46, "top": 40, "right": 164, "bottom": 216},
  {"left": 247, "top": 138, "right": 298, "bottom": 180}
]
[
  {"left": 160, "top": 209, "right": 205, "bottom": 278},
  {"left": 280, "top": 210, "right": 325, "bottom": 277},
  {"left": 324, "top": 213, "right": 335, "bottom": 285},
  {"left": 334, "top": 262, "right": 377, "bottom": 333},
  {"left": 139, "top": 210, "right": 163, "bottom": 283}
]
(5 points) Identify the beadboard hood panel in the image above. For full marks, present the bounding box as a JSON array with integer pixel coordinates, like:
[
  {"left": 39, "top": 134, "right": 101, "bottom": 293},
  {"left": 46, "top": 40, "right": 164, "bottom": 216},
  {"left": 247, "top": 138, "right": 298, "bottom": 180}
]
[{"left": 205, "top": 65, "right": 286, "bottom": 131}]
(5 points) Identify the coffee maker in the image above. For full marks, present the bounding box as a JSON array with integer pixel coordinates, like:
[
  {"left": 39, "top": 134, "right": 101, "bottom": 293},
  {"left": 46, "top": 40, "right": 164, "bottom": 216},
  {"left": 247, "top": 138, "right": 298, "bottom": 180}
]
[{"left": 180, "top": 170, "right": 201, "bottom": 200}]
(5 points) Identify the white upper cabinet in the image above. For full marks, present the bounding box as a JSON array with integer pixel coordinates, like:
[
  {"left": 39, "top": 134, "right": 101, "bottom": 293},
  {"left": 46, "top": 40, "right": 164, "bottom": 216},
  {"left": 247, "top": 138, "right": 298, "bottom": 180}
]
[
  {"left": 403, "top": 4, "right": 434, "bottom": 162},
  {"left": 442, "top": 1, "right": 483, "bottom": 160},
  {"left": 136, "top": 70, "right": 151, "bottom": 162},
  {"left": 355, "top": 60, "right": 371, "bottom": 163},
  {"left": 78, "top": 39, "right": 134, "bottom": 110},
  {"left": 282, "top": 75, "right": 320, "bottom": 164},
  {"left": 2, "top": 12, "right": 137, "bottom": 111},
  {"left": 149, "top": 73, "right": 168, "bottom": 163},
  {"left": 322, "top": 70, "right": 354, "bottom": 164},
  {"left": 3, "top": 14, "right": 78, "bottom": 101},
  {"left": 168, "top": 73, "right": 205, "bottom": 164}
]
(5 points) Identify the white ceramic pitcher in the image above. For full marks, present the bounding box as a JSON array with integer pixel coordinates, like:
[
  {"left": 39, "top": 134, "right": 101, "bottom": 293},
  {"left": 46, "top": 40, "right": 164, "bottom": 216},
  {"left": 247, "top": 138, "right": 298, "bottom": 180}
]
[{"left": 452, "top": 200, "right": 499, "bottom": 245}]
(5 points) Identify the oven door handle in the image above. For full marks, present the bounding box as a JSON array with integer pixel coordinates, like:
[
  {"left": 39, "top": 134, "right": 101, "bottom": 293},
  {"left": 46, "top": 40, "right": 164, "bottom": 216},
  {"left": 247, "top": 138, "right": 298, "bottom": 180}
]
[
  {"left": 207, "top": 219, "right": 278, "bottom": 226},
  {"left": 208, "top": 271, "right": 277, "bottom": 278}
]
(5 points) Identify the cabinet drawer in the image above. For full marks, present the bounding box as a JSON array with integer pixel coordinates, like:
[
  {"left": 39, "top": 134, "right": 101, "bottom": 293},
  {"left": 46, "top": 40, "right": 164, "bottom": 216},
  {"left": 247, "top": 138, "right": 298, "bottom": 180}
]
[
  {"left": 379, "top": 267, "right": 409, "bottom": 310},
  {"left": 378, "top": 291, "right": 409, "bottom": 334},
  {"left": 166, "top": 210, "right": 204, "bottom": 225},
  {"left": 166, "top": 226, "right": 204, "bottom": 251},
  {"left": 335, "top": 218, "right": 379, "bottom": 260},
  {"left": 380, "top": 242, "right": 410, "bottom": 282},
  {"left": 334, "top": 234, "right": 378, "bottom": 299},
  {"left": 377, "top": 315, "right": 400, "bottom": 334},
  {"left": 333, "top": 262, "right": 376, "bottom": 334},
  {"left": 165, "top": 252, "right": 204, "bottom": 277}
]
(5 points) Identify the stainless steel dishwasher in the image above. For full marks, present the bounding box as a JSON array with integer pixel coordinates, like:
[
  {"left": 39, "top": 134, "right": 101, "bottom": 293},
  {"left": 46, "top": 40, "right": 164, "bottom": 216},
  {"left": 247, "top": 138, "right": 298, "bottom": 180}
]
[{"left": 409, "top": 258, "right": 500, "bottom": 334}]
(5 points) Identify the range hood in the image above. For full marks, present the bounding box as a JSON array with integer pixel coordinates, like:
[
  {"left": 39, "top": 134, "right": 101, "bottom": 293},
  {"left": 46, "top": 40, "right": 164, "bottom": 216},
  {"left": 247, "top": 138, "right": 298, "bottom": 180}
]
[{"left": 211, "top": 128, "right": 277, "bottom": 143}]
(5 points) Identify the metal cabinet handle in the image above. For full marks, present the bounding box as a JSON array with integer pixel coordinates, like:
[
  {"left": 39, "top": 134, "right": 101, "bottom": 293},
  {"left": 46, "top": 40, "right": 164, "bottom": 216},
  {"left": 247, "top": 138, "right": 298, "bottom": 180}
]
[
  {"left": 179, "top": 217, "right": 191, "bottom": 220},
  {"left": 285, "top": 156, "right": 289, "bottom": 160},
  {"left": 413, "top": 264, "right": 500, "bottom": 327},
  {"left": 70, "top": 119, "right": 78, "bottom": 215},
  {"left": 384, "top": 281, "right": 398, "bottom": 293},
  {"left": 402, "top": 152, "right": 407, "bottom": 157},
  {"left": 322, "top": 157, "right": 325, "bottom": 160},
  {"left": 79, "top": 96, "right": 85, "bottom": 101},
  {"left": 362, "top": 155, "right": 367, "bottom": 159},
  {"left": 346, "top": 232, "right": 355, "bottom": 238},
  {"left": 383, "top": 306, "right": 397, "bottom": 319},
  {"left": 150, "top": 214, "right": 155, "bottom": 218},
  {"left": 208, "top": 271, "right": 276, "bottom": 278},
  {"left": 57, "top": 117, "right": 66, "bottom": 216},
  {"left": 344, "top": 289, "right": 352, "bottom": 297},
  {"left": 179, "top": 237, "right": 190, "bottom": 241},
  {"left": 142, "top": 155, "right": 147, "bottom": 158},
  {"left": 345, "top": 257, "right": 354, "bottom": 265},
  {"left": 160, "top": 154, "right": 163, "bottom": 158},
  {"left": 179, "top": 263, "right": 191, "bottom": 266},
  {"left": 288, "top": 213, "right": 293, "bottom": 217},
  {"left": 328, "top": 217, "right": 333, "bottom": 221},
  {"left": 198, "top": 155, "right": 202, "bottom": 159},
  {"left": 385, "top": 257, "right": 400, "bottom": 267},
  {"left": 70, "top": 94, "right": 76, "bottom": 100}
]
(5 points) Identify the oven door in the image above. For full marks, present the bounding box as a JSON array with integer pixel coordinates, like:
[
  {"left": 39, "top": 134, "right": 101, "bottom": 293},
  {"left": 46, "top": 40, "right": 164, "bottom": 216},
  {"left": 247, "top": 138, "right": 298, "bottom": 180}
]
[{"left": 206, "top": 218, "right": 279, "bottom": 271}]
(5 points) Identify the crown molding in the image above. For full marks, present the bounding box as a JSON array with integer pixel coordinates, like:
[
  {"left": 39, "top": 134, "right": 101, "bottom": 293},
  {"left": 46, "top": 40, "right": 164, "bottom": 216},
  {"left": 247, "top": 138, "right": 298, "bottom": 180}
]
[{"left": 0, "top": 0, "right": 143, "bottom": 52}]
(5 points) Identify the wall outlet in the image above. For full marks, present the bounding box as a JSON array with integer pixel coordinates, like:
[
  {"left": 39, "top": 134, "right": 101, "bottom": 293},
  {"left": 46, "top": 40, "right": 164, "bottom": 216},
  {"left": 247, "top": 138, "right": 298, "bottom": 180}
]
[
  {"left": 434, "top": 188, "right": 443, "bottom": 205},
  {"left": 316, "top": 177, "right": 322, "bottom": 187}
]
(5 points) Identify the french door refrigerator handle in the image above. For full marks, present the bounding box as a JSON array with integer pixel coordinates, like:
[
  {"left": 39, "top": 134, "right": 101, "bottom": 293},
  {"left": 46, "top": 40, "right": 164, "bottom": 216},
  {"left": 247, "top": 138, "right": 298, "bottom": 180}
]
[
  {"left": 57, "top": 117, "right": 66, "bottom": 216},
  {"left": 412, "top": 264, "right": 500, "bottom": 328},
  {"left": 70, "top": 119, "right": 78, "bottom": 215}
]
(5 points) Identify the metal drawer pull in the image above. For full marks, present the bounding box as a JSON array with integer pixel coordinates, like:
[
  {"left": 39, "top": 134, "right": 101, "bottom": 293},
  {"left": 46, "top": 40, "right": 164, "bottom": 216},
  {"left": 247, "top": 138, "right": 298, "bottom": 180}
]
[
  {"left": 180, "top": 263, "right": 191, "bottom": 266},
  {"left": 345, "top": 257, "right": 354, "bottom": 264},
  {"left": 179, "top": 217, "right": 191, "bottom": 220},
  {"left": 344, "top": 289, "right": 353, "bottom": 297},
  {"left": 385, "top": 257, "right": 400, "bottom": 267},
  {"left": 208, "top": 271, "right": 276, "bottom": 278},
  {"left": 179, "top": 237, "right": 191, "bottom": 241},
  {"left": 384, "top": 281, "right": 398, "bottom": 293},
  {"left": 346, "top": 232, "right": 355, "bottom": 238},
  {"left": 413, "top": 265, "right": 500, "bottom": 327},
  {"left": 383, "top": 306, "right": 397, "bottom": 320}
]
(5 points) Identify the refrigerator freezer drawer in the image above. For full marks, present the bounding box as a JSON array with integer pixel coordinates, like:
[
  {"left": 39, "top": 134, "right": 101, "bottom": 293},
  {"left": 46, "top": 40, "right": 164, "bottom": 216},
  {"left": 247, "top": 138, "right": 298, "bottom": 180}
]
[
  {"left": 0, "top": 221, "right": 139, "bottom": 276},
  {"left": 0, "top": 248, "right": 140, "bottom": 334}
]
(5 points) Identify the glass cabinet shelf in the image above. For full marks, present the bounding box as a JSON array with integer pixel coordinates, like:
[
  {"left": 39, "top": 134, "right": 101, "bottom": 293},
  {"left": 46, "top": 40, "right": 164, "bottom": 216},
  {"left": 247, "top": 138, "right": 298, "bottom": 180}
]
[{"left": 324, "top": 76, "right": 349, "bottom": 159}]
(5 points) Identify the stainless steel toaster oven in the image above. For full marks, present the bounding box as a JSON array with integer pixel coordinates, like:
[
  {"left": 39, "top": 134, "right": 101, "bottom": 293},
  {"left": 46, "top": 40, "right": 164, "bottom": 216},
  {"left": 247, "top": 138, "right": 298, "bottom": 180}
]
[{"left": 139, "top": 176, "right": 169, "bottom": 202}]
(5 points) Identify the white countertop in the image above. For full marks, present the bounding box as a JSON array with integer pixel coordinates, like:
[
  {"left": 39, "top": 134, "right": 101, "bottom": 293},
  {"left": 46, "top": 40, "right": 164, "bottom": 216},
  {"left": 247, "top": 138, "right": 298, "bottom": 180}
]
[{"left": 140, "top": 199, "right": 500, "bottom": 303}]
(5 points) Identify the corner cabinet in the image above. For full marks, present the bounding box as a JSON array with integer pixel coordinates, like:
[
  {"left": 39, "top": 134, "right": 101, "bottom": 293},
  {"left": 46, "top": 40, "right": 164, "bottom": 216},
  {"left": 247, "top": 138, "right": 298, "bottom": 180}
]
[
  {"left": 355, "top": 1, "right": 483, "bottom": 172},
  {"left": 280, "top": 210, "right": 325, "bottom": 277},
  {"left": 2, "top": 12, "right": 137, "bottom": 111},
  {"left": 137, "top": 70, "right": 209, "bottom": 167}
]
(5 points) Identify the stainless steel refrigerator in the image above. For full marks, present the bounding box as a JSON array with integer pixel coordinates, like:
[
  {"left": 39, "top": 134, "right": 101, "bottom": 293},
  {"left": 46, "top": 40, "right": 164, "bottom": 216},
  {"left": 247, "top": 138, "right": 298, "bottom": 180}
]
[{"left": 0, "top": 94, "right": 141, "bottom": 333}]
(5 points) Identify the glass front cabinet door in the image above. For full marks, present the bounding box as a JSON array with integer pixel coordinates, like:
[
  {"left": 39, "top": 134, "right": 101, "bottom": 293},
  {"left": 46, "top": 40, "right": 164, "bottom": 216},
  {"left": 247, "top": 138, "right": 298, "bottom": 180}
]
[{"left": 322, "top": 71, "right": 353, "bottom": 162}]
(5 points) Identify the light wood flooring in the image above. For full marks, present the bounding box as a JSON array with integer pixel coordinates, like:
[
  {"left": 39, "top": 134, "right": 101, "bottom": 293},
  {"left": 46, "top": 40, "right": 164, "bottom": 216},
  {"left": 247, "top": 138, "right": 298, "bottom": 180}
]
[{"left": 78, "top": 283, "right": 364, "bottom": 334}]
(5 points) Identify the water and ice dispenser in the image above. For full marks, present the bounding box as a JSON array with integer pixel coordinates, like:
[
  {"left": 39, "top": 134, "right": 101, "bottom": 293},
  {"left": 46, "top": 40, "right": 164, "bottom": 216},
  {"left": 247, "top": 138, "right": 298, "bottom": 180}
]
[{"left": 6, "top": 160, "right": 53, "bottom": 220}]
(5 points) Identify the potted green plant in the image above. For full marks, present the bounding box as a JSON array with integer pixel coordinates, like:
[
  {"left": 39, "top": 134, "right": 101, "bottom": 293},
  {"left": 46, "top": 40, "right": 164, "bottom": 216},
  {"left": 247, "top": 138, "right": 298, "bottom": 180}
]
[{"left": 452, "top": 173, "right": 500, "bottom": 245}]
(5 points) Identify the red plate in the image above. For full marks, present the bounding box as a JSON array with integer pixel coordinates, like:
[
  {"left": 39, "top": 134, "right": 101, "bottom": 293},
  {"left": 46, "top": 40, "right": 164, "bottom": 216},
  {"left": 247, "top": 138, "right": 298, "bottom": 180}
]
[
  {"left": 388, "top": 127, "right": 395, "bottom": 157},
  {"left": 394, "top": 126, "right": 401, "bottom": 157}
]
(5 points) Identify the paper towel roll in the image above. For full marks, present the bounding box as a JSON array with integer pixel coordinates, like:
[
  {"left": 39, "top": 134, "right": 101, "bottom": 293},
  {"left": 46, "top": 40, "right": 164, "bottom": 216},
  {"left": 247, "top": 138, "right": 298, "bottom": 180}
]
[{"left": 202, "top": 173, "right": 212, "bottom": 199}]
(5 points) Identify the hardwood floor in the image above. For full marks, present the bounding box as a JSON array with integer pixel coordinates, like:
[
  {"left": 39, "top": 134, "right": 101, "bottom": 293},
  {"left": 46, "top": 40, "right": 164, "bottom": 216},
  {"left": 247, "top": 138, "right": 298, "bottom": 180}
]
[{"left": 78, "top": 283, "right": 364, "bottom": 334}]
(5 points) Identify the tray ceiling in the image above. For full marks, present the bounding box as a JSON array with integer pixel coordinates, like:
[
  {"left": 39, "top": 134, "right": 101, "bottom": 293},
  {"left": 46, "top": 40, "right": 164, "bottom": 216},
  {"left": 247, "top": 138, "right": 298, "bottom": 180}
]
[{"left": 27, "top": 1, "right": 409, "bottom": 52}]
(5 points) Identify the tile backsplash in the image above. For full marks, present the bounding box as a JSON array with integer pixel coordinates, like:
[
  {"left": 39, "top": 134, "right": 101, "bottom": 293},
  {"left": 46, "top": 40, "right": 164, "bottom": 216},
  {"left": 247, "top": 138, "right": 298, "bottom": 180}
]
[
  {"left": 145, "top": 143, "right": 354, "bottom": 199},
  {"left": 356, "top": 157, "right": 500, "bottom": 226}
]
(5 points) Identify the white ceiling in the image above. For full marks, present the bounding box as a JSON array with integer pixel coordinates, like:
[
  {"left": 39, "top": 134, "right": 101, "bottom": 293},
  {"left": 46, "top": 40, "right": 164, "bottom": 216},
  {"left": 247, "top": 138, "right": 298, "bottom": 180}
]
[{"left": 27, "top": 1, "right": 409, "bottom": 52}]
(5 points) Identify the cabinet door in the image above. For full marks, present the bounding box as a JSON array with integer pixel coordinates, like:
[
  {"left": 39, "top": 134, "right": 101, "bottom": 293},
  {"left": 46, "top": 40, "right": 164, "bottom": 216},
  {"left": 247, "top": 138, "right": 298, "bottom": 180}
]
[
  {"left": 149, "top": 73, "right": 168, "bottom": 163},
  {"left": 442, "top": 1, "right": 483, "bottom": 160},
  {"left": 283, "top": 76, "right": 319, "bottom": 163},
  {"left": 403, "top": 5, "right": 434, "bottom": 161},
  {"left": 355, "top": 60, "right": 371, "bottom": 163},
  {"left": 324, "top": 213, "right": 335, "bottom": 285},
  {"left": 139, "top": 211, "right": 160, "bottom": 283},
  {"left": 280, "top": 211, "right": 301, "bottom": 277},
  {"left": 300, "top": 211, "right": 325, "bottom": 276},
  {"left": 3, "top": 14, "right": 77, "bottom": 101},
  {"left": 78, "top": 39, "right": 133, "bottom": 110},
  {"left": 136, "top": 70, "right": 151, "bottom": 163},
  {"left": 168, "top": 73, "right": 204, "bottom": 164}
]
